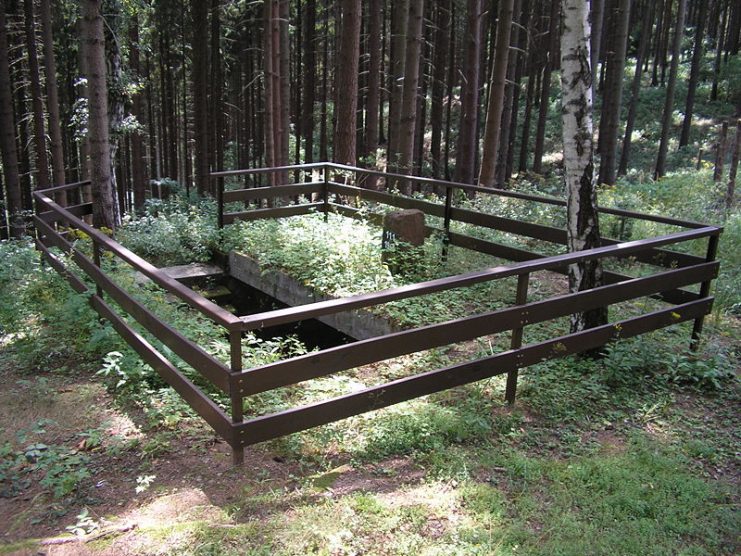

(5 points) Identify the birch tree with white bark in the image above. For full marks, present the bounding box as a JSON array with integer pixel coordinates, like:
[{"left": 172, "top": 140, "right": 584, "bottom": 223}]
[{"left": 560, "top": 0, "right": 608, "bottom": 333}]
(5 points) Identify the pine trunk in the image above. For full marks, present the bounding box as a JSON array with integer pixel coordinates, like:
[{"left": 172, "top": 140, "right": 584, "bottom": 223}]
[
  {"left": 532, "top": 0, "right": 560, "bottom": 175},
  {"left": 333, "top": 0, "right": 360, "bottom": 165},
  {"left": 364, "top": 0, "right": 381, "bottom": 162},
  {"left": 302, "top": 0, "right": 316, "bottom": 163},
  {"left": 0, "top": 5, "right": 23, "bottom": 237},
  {"left": 478, "top": 0, "right": 515, "bottom": 187},
  {"left": 24, "top": 0, "right": 51, "bottom": 191},
  {"left": 679, "top": 0, "right": 708, "bottom": 147},
  {"left": 40, "top": 0, "right": 65, "bottom": 202},
  {"left": 397, "top": 0, "right": 425, "bottom": 185},
  {"left": 655, "top": 0, "right": 688, "bottom": 179},
  {"left": 597, "top": 0, "right": 631, "bottom": 186},
  {"left": 455, "top": 0, "right": 483, "bottom": 185},
  {"left": 192, "top": 0, "right": 209, "bottom": 194},
  {"left": 82, "top": 0, "right": 118, "bottom": 229},
  {"left": 619, "top": 0, "right": 653, "bottom": 176},
  {"left": 129, "top": 18, "right": 148, "bottom": 211},
  {"left": 387, "top": 0, "right": 409, "bottom": 170}
]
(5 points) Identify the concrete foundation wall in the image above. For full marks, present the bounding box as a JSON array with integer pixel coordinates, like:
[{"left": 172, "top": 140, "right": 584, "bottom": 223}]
[{"left": 228, "top": 252, "right": 399, "bottom": 340}]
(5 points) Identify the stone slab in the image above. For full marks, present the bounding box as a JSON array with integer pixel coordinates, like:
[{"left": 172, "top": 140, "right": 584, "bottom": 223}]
[{"left": 228, "top": 251, "right": 399, "bottom": 340}]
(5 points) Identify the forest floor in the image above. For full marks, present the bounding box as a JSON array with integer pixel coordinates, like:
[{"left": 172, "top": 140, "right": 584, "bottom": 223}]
[{"left": 0, "top": 317, "right": 738, "bottom": 555}]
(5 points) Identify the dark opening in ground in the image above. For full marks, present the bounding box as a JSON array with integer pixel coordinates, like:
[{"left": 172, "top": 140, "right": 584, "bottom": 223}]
[{"left": 194, "top": 275, "right": 354, "bottom": 350}]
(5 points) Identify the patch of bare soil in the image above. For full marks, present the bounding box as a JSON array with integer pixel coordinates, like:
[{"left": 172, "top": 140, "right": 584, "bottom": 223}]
[{"left": 0, "top": 351, "right": 428, "bottom": 555}]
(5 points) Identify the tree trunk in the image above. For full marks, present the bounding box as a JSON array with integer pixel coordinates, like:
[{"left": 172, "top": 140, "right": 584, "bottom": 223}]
[
  {"left": 387, "top": 0, "right": 409, "bottom": 171},
  {"left": 679, "top": 0, "right": 708, "bottom": 147},
  {"left": 319, "top": 1, "right": 329, "bottom": 162},
  {"left": 597, "top": 0, "right": 631, "bottom": 186},
  {"left": 192, "top": 0, "right": 209, "bottom": 194},
  {"left": 105, "top": 1, "right": 124, "bottom": 210},
  {"left": 726, "top": 119, "right": 740, "bottom": 212},
  {"left": 430, "top": 0, "right": 451, "bottom": 180},
  {"left": 590, "top": 0, "right": 604, "bottom": 80},
  {"left": 364, "top": 0, "right": 381, "bottom": 161},
  {"left": 397, "top": 0, "right": 425, "bottom": 185},
  {"left": 279, "top": 0, "right": 290, "bottom": 179},
  {"left": 711, "top": 2, "right": 728, "bottom": 101},
  {"left": 23, "top": 0, "right": 51, "bottom": 191},
  {"left": 333, "top": 0, "right": 361, "bottom": 165},
  {"left": 211, "top": 0, "right": 225, "bottom": 186},
  {"left": 302, "top": 0, "right": 316, "bottom": 163},
  {"left": 655, "top": 0, "right": 688, "bottom": 179},
  {"left": 479, "top": 0, "right": 515, "bottom": 187},
  {"left": 0, "top": 4, "right": 23, "bottom": 237},
  {"left": 81, "top": 0, "right": 118, "bottom": 229},
  {"left": 560, "top": 0, "right": 607, "bottom": 334},
  {"left": 714, "top": 120, "right": 729, "bottom": 182},
  {"left": 619, "top": 0, "right": 654, "bottom": 176},
  {"left": 129, "top": 17, "right": 147, "bottom": 211},
  {"left": 496, "top": 0, "right": 529, "bottom": 187},
  {"left": 443, "top": 1, "right": 456, "bottom": 181},
  {"left": 40, "top": 0, "right": 65, "bottom": 203},
  {"left": 532, "top": 0, "right": 560, "bottom": 175},
  {"left": 455, "top": 0, "right": 483, "bottom": 185}
]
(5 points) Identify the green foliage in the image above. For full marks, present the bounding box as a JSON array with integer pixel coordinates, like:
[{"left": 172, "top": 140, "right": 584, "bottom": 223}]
[
  {"left": 0, "top": 421, "right": 91, "bottom": 500},
  {"left": 118, "top": 196, "right": 219, "bottom": 266}
]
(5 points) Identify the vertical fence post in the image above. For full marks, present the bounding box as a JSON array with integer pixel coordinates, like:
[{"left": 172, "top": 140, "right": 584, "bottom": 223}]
[
  {"left": 229, "top": 329, "right": 244, "bottom": 465},
  {"left": 690, "top": 233, "right": 720, "bottom": 351},
  {"left": 505, "top": 272, "right": 530, "bottom": 404},
  {"left": 323, "top": 164, "right": 330, "bottom": 222},
  {"left": 442, "top": 186, "right": 453, "bottom": 261}
]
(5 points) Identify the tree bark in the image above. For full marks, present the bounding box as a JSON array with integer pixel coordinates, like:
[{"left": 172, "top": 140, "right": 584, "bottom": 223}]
[
  {"left": 726, "top": 119, "right": 740, "bottom": 212},
  {"left": 455, "top": 0, "right": 483, "bottom": 185},
  {"left": 333, "top": 0, "right": 361, "bottom": 165},
  {"left": 478, "top": 0, "right": 515, "bottom": 187},
  {"left": 714, "top": 120, "right": 729, "bottom": 182},
  {"left": 40, "top": 0, "right": 66, "bottom": 203},
  {"left": 387, "top": 0, "right": 409, "bottom": 170},
  {"left": 619, "top": 0, "right": 654, "bottom": 176},
  {"left": 532, "top": 0, "right": 560, "bottom": 175},
  {"left": 597, "top": 0, "right": 631, "bottom": 186},
  {"left": 0, "top": 4, "right": 23, "bottom": 237},
  {"left": 560, "top": 0, "right": 607, "bottom": 334},
  {"left": 302, "top": 0, "right": 316, "bottom": 163},
  {"left": 590, "top": 0, "right": 604, "bottom": 80},
  {"left": 129, "top": 18, "right": 147, "bottom": 211},
  {"left": 430, "top": 0, "right": 451, "bottom": 180},
  {"left": 397, "top": 0, "right": 425, "bottom": 185},
  {"left": 679, "top": 0, "right": 708, "bottom": 147},
  {"left": 364, "top": 0, "right": 381, "bottom": 162},
  {"left": 192, "top": 0, "right": 209, "bottom": 194},
  {"left": 23, "top": 0, "right": 51, "bottom": 191},
  {"left": 655, "top": 0, "right": 688, "bottom": 179},
  {"left": 81, "top": 0, "right": 118, "bottom": 229}
]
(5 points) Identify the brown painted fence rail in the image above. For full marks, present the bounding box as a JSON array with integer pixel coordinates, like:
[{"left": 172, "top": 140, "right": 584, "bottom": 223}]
[{"left": 32, "top": 166, "right": 722, "bottom": 465}]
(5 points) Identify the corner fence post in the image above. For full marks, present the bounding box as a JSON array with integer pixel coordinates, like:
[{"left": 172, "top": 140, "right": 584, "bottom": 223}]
[
  {"left": 505, "top": 272, "right": 530, "bottom": 404},
  {"left": 229, "top": 329, "right": 244, "bottom": 465},
  {"left": 323, "top": 164, "right": 330, "bottom": 222},
  {"left": 442, "top": 186, "right": 453, "bottom": 261},
  {"left": 690, "top": 233, "right": 720, "bottom": 351}
]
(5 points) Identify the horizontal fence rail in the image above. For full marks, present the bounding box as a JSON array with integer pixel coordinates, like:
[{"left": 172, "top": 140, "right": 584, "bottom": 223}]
[{"left": 32, "top": 167, "right": 722, "bottom": 464}]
